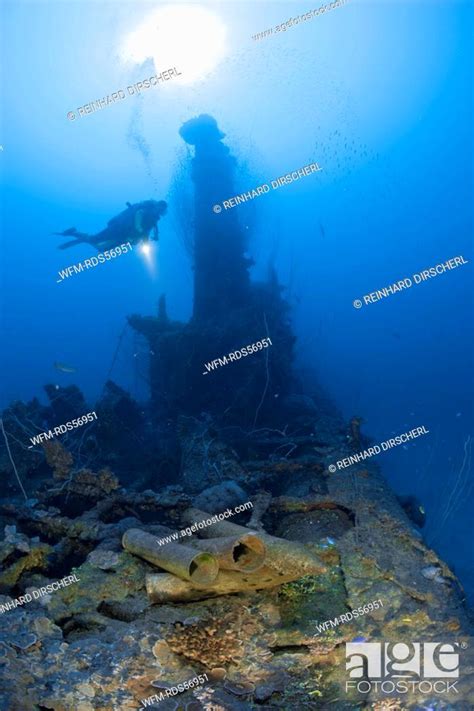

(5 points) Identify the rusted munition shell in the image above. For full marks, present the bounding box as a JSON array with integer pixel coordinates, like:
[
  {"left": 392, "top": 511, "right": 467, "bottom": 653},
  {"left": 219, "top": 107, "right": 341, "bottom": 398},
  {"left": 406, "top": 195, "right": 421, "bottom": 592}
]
[
  {"left": 122, "top": 528, "right": 219, "bottom": 585},
  {"left": 146, "top": 558, "right": 323, "bottom": 603},
  {"left": 181, "top": 508, "right": 325, "bottom": 579},
  {"left": 187, "top": 534, "right": 266, "bottom": 573},
  {"left": 146, "top": 573, "right": 196, "bottom": 603}
]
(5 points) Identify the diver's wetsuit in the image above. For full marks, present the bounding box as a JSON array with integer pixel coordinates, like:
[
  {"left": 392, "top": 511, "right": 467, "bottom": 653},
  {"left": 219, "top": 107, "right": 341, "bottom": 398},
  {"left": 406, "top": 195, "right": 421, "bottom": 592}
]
[{"left": 57, "top": 200, "right": 167, "bottom": 251}]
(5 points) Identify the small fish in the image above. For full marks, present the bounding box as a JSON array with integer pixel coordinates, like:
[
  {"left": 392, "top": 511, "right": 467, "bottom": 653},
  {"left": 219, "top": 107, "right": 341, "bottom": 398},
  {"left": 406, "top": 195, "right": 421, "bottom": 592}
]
[
  {"left": 351, "top": 636, "right": 367, "bottom": 643},
  {"left": 54, "top": 361, "right": 76, "bottom": 374},
  {"left": 319, "top": 222, "right": 325, "bottom": 239},
  {"left": 319, "top": 536, "right": 336, "bottom": 549},
  {"left": 398, "top": 495, "right": 425, "bottom": 527},
  {"left": 401, "top": 617, "right": 412, "bottom": 623}
]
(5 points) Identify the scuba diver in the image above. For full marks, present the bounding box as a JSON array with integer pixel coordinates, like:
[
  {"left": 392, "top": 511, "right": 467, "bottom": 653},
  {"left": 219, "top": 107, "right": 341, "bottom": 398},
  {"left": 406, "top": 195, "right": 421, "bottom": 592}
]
[{"left": 55, "top": 199, "right": 167, "bottom": 251}]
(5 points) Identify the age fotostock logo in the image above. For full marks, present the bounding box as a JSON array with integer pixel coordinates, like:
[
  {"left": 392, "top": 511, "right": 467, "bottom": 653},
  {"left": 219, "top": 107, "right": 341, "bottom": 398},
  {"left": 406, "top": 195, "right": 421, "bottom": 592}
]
[{"left": 346, "top": 642, "right": 460, "bottom": 695}]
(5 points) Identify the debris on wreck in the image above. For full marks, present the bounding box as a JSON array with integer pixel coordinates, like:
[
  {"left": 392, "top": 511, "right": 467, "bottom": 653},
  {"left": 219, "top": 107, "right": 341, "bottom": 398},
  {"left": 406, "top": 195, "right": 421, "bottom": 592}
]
[
  {"left": 122, "top": 528, "right": 219, "bottom": 584},
  {"left": 122, "top": 506, "right": 327, "bottom": 603},
  {"left": 187, "top": 533, "right": 266, "bottom": 573},
  {"left": 1, "top": 112, "right": 473, "bottom": 711}
]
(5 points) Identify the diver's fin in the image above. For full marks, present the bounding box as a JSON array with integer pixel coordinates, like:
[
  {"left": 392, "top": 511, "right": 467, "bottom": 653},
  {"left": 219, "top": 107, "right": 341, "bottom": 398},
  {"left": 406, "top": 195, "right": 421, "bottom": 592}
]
[
  {"left": 58, "top": 236, "right": 91, "bottom": 249},
  {"left": 55, "top": 227, "right": 79, "bottom": 237},
  {"left": 55, "top": 227, "right": 91, "bottom": 249}
]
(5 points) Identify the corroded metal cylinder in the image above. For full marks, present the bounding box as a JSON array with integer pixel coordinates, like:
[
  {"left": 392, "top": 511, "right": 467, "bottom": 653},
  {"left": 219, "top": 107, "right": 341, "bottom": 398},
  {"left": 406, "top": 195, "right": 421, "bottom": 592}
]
[
  {"left": 122, "top": 528, "right": 218, "bottom": 585},
  {"left": 145, "top": 553, "right": 324, "bottom": 602},
  {"left": 181, "top": 508, "right": 326, "bottom": 579},
  {"left": 188, "top": 534, "right": 266, "bottom": 573}
]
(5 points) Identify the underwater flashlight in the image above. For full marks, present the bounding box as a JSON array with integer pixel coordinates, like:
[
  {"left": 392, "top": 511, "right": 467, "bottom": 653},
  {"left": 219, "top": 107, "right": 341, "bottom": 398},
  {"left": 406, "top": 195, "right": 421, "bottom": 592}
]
[{"left": 139, "top": 240, "right": 157, "bottom": 276}]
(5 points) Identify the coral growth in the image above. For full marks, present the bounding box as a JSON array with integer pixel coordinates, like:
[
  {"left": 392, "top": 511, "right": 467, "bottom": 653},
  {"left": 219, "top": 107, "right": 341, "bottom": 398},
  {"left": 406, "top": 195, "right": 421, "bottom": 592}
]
[
  {"left": 66, "top": 467, "right": 120, "bottom": 498},
  {"left": 370, "top": 699, "right": 406, "bottom": 711},
  {"left": 165, "top": 612, "right": 244, "bottom": 668},
  {"left": 0, "top": 540, "right": 52, "bottom": 587},
  {"left": 43, "top": 440, "right": 74, "bottom": 480}
]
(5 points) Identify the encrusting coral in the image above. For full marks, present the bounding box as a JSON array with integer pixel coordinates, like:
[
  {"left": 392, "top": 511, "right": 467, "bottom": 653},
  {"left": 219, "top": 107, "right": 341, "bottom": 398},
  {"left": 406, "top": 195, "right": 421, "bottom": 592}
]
[
  {"left": 164, "top": 611, "right": 244, "bottom": 668},
  {"left": 0, "top": 541, "right": 53, "bottom": 587},
  {"left": 43, "top": 440, "right": 74, "bottom": 480}
]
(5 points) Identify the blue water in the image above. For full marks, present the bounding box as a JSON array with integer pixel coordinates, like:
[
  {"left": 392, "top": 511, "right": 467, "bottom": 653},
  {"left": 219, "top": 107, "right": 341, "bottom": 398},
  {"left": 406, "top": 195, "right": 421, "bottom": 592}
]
[{"left": 1, "top": 1, "right": 473, "bottom": 601}]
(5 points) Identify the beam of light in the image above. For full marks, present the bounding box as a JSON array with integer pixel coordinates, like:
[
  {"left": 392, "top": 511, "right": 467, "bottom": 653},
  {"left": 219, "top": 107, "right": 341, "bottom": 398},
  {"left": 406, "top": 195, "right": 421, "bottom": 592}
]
[
  {"left": 120, "top": 4, "right": 227, "bottom": 85},
  {"left": 139, "top": 240, "right": 158, "bottom": 277},
  {"left": 140, "top": 242, "right": 151, "bottom": 257}
]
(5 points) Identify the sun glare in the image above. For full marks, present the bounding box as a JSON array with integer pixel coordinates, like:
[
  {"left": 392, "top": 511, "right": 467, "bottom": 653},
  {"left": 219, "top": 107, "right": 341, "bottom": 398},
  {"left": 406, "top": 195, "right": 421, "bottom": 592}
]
[{"left": 121, "top": 5, "right": 227, "bottom": 85}]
